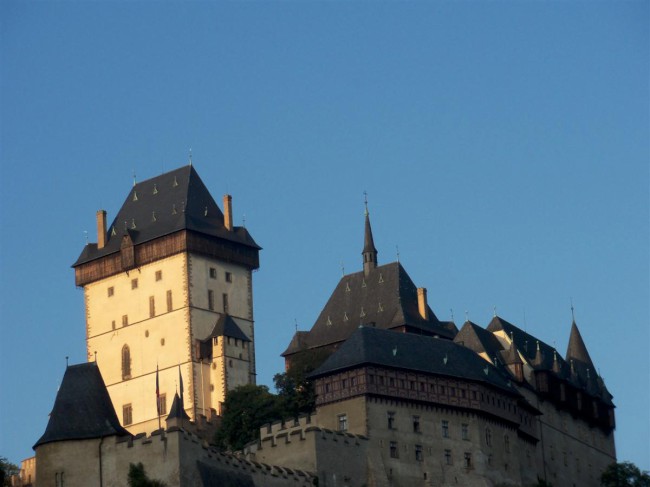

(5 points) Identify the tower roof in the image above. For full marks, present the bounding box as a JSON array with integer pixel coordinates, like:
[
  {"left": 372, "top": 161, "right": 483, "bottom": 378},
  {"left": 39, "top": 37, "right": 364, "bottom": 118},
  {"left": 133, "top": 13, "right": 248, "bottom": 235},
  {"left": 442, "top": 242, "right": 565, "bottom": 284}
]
[
  {"left": 362, "top": 212, "right": 378, "bottom": 258},
  {"left": 565, "top": 321, "right": 595, "bottom": 370},
  {"left": 207, "top": 314, "right": 251, "bottom": 342},
  {"left": 74, "top": 165, "right": 260, "bottom": 267},
  {"left": 166, "top": 393, "right": 191, "bottom": 421},
  {"left": 282, "top": 261, "right": 457, "bottom": 356},
  {"left": 34, "top": 363, "right": 129, "bottom": 449}
]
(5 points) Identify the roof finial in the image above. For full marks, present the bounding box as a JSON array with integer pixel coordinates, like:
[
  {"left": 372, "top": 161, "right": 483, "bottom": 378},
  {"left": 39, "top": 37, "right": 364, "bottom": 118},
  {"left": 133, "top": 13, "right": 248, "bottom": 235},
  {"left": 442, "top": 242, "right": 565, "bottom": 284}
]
[
  {"left": 84, "top": 230, "right": 88, "bottom": 246},
  {"left": 340, "top": 261, "right": 345, "bottom": 276},
  {"left": 570, "top": 297, "right": 575, "bottom": 323},
  {"left": 65, "top": 356, "right": 69, "bottom": 368},
  {"left": 396, "top": 245, "right": 400, "bottom": 263},
  {"left": 465, "top": 310, "right": 469, "bottom": 322},
  {"left": 242, "top": 214, "right": 246, "bottom": 228},
  {"left": 294, "top": 319, "right": 298, "bottom": 333},
  {"left": 450, "top": 308, "right": 454, "bottom": 322},
  {"left": 133, "top": 169, "right": 137, "bottom": 187},
  {"left": 189, "top": 148, "right": 192, "bottom": 166},
  {"left": 363, "top": 191, "right": 369, "bottom": 216},
  {"left": 493, "top": 305, "right": 497, "bottom": 317}
]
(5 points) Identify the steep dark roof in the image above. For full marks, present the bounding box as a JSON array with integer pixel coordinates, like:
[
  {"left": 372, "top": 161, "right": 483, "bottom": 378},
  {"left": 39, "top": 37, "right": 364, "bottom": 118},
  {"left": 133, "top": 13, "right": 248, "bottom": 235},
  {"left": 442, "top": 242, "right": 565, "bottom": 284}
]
[
  {"left": 455, "top": 321, "right": 504, "bottom": 358},
  {"left": 34, "top": 363, "right": 129, "bottom": 448},
  {"left": 565, "top": 321, "right": 595, "bottom": 370},
  {"left": 282, "top": 262, "right": 456, "bottom": 356},
  {"left": 310, "top": 327, "right": 519, "bottom": 396},
  {"left": 207, "top": 314, "right": 251, "bottom": 342},
  {"left": 73, "top": 165, "right": 260, "bottom": 267},
  {"left": 167, "top": 393, "right": 191, "bottom": 421},
  {"left": 362, "top": 212, "right": 378, "bottom": 259}
]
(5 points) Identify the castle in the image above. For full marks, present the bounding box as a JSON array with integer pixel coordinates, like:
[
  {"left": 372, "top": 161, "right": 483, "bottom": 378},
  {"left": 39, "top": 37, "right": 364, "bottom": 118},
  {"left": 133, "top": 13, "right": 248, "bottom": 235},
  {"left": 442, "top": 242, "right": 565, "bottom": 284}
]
[{"left": 21, "top": 165, "right": 616, "bottom": 487}]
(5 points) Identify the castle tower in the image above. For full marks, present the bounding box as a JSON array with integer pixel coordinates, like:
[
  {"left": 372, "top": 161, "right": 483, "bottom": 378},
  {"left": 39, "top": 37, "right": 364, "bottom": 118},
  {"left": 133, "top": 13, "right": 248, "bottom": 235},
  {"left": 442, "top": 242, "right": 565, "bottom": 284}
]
[{"left": 73, "top": 165, "right": 260, "bottom": 433}]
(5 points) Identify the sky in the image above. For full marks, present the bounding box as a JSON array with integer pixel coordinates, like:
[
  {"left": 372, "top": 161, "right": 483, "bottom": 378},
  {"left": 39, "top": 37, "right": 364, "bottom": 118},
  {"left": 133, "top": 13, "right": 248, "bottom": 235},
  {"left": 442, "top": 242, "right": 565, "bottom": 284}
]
[{"left": 1, "top": 0, "right": 648, "bottom": 473}]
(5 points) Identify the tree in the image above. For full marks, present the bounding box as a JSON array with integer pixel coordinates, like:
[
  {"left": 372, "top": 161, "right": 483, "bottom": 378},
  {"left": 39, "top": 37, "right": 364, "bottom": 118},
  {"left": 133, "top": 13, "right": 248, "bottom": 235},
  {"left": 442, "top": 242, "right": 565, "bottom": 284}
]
[
  {"left": 214, "top": 384, "right": 283, "bottom": 451},
  {"left": 274, "top": 348, "right": 330, "bottom": 418},
  {"left": 127, "top": 462, "right": 167, "bottom": 487},
  {"left": 601, "top": 462, "right": 650, "bottom": 487},
  {"left": 0, "top": 457, "right": 20, "bottom": 487}
]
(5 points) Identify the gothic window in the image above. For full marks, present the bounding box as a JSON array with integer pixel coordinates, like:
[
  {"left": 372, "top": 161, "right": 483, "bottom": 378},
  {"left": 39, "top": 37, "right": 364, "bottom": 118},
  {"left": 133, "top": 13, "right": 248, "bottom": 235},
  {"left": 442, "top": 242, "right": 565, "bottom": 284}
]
[{"left": 121, "top": 345, "right": 131, "bottom": 380}]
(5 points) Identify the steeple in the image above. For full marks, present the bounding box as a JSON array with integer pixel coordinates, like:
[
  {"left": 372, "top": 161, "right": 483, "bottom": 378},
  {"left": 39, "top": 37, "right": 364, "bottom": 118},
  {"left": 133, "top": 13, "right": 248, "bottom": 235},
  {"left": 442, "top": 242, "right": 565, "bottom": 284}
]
[
  {"left": 362, "top": 195, "right": 378, "bottom": 275},
  {"left": 565, "top": 320, "right": 595, "bottom": 370}
]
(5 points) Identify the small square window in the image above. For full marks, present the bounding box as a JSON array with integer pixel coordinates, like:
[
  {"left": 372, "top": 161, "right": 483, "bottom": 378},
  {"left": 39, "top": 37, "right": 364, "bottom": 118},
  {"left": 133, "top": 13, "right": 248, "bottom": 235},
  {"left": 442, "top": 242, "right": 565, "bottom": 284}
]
[
  {"left": 209, "top": 267, "right": 217, "bottom": 279},
  {"left": 107, "top": 286, "right": 114, "bottom": 297},
  {"left": 389, "top": 441, "right": 399, "bottom": 458},
  {"left": 225, "top": 272, "right": 232, "bottom": 283},
  {"left": 131, "top": 278, "right": 138, "bottom": 289},
  {"left": 155, "top": 270, "right": 162, "bottom": 281}
]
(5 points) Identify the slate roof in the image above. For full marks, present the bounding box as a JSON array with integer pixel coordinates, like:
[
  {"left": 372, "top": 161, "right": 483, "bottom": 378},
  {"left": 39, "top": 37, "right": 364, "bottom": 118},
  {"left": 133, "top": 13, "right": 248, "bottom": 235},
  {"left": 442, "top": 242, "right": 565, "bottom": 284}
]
[
  {"left": 167, "top": 393, "right": 191, "bottom": 421},
  {"left": 455, "top": 320, "right": 505, "bottom": 358},
  {"left": 73, "top": 165, "right": 260, "bottom": 267},
  {"left": 566, "top": 321, "right": 595, "bottom": 370},
  {"left": 34, "top": 363, "right": 129, "bottom": 448},
  {"left": 207, "top": 314, "right": 251, "bottom": 342},
  {"left": 309, "top": 326, "right": 520, "bottom": 397},
  {"left": 282, "top": 262, "right": 456, "bottom": 356}
]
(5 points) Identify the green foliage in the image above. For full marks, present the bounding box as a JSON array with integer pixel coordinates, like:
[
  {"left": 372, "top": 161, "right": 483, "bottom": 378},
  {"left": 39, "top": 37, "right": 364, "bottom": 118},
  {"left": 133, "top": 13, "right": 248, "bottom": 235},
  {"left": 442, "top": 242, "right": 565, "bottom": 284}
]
[
  {"left": 214, "top": 384, "right": 284, "bottom": 451},
  {"left": 127, "top": 462, "right": 167, "bottom": 487},
  {"left": 0, "top": 457, "right": 20, "bottom": 487},
  {"left": 274, "top": 348, "right": 329, "bottom": 417},
  {"left": 601, "top": 462, "right": 650, "bottom": 487}
]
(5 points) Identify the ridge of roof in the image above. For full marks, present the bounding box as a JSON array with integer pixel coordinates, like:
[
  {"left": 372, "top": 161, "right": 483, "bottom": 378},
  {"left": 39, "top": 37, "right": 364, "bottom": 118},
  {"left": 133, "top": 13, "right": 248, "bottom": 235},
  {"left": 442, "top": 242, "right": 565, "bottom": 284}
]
[
  {"left": 207, "top": 314, "right": 251, "bottom": 342},
  {"left": 34, "top": 362, "right": 129, "bottom": 449},
  {"left": 73, "top": 165, "right": 260, "bottom": 267},
  {"left": 309, "top": 326, "right": 519, "bottom": 396}
]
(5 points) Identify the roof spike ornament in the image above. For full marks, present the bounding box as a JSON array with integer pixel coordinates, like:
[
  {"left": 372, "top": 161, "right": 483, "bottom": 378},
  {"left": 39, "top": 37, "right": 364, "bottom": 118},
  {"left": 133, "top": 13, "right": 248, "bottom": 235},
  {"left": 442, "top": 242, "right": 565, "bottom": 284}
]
[
  {"left": 494, "top": 306, "right": 497, "bottom": 318},
  {"left": 133, "top": 169, "right": 137, "bottom": 187},
  {"left": 189, "top": 148, "right": 192, "bottom": 167},
  {"left": 361, "top": 194, "right": 378, "bottom": 275},
  {"left": 570, "top": 297, "right": 576, "bottom": 323}
]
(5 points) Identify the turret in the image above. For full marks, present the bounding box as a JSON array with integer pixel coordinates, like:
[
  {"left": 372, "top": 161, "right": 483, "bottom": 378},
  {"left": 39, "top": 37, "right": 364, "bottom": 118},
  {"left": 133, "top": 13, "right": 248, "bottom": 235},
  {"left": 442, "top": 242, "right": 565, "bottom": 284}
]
[{"left": 362, "top": 205, "right": 378, "bottom": 276}]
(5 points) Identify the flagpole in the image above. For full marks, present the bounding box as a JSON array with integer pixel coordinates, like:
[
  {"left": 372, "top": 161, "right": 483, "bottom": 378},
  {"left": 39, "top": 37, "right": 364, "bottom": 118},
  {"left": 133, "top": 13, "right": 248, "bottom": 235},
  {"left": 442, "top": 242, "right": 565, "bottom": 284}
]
[{"left": 156, "top": 363, "right": 161, "bottom": 431}]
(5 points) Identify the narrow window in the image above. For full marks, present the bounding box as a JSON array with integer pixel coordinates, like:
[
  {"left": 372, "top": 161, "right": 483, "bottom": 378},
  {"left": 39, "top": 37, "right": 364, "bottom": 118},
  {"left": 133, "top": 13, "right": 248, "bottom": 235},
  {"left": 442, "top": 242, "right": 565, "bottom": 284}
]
[
  {"left": 342, "top": 378, "right": 348, "bottom": 388},
  {"left": 225, "top": 271, "right": 232, "bottom": 282},
  {"left": 222, "top": 293, "right": 229, "bottom": 313},
  {"left": 123, "top": 404, "right": 133, "bottom": 426},
  {"left": 122, "top": 315, "right": 128, "bottom": 326},
  {"left": 107, "top": 286, "right": 114, "bottom": 297},
  {"left": 462, "top": 423, "right": 469, "bottom": 440},
  {"left": 389, "top": 441, "right": 398, "bottom": 458},
  {"left": 209, "top": 267, "right": 217, "bottom": 279},
  {"left": 444, "top": 449, "right": 452, "bottom": 465},
  {"left": 131, "top": 278, "right": 138, "bottom": 289},
  {"left": 155, "top": 270, "right": 162, "bottom": 281},
  {"left": 387, "top": 412, "right": 396, "bottom": 430},
  {"left": 485, "top": 427, "right": 492, "bottom": 447},
  {"left": 166, "top": 290, "right": 172, "bottom": 312},
  {"left": 464, "top": 452, "right": 472, "bottom": 469},
  {"left": 157, "top": 393, "right": 167, "bottom": 416},
  {"left": 442, "top": 420, "right": 449, "bottom": 438},
  {"left": 415, "top": 445, "right": 423, "bottom": 462},
  {"left": 413, "top": 415, "right": 421, "bottom": 433},
  {"left": 111, "top": 320, "right": 116, "bottom": 330},
  {"left": 208, "top": 290, "right": 215, "bottom": 311},
  {"left": 338, "top": 414, "right": 348, "bottom": 432},
  {"left": 149, "top": 296, "right": 155, "bottom": 318},
  {"left": 504, "top": 434, "right": 510, "bottom": 453},
  {"left": 121, "top": 345, "right": 131, "bottom": 380}
]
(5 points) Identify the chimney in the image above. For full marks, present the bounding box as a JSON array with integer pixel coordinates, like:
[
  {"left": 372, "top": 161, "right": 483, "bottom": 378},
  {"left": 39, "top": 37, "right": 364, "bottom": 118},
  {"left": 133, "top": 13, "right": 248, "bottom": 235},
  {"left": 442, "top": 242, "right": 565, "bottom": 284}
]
[
  {"left": 417, "top": 288, "right": 429, "bottom": 320},
  {"left": 223, "top": 195, "right": 233, "bottom": 231},
  {"left": 96, "top": 210, "right": 107, "bottom": 249}
]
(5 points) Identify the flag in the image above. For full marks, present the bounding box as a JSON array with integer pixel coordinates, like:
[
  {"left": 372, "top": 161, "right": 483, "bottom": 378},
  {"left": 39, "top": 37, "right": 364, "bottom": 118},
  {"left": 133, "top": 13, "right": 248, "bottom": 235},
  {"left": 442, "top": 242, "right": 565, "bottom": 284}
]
[
  {"left": 156, "top": 364, "right": 160, "bottom": 415},
  {"left": 178, "top": 364, "right": 184, "bottom": 405}
]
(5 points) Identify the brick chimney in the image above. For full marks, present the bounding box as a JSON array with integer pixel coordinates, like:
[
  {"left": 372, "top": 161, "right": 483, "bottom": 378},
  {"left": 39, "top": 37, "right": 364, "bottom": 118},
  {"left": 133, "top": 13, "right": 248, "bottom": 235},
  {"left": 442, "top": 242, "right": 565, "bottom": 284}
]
[
  {"left": 96, "top": 210, "right": 107, "bottom": 249},
  {"left": 417, "top": 288, "right": 429, "bottom": 320},
  {"left": 223, "top": 195, "right": 233, "bottom": 231}
]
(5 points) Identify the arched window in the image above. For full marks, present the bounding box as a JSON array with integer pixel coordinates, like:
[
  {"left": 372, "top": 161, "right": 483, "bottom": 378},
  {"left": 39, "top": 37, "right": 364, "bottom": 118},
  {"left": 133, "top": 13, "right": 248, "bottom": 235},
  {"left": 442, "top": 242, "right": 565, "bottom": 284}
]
[{"left": 122, "top": 345, "right": 131, "bottom": 380}]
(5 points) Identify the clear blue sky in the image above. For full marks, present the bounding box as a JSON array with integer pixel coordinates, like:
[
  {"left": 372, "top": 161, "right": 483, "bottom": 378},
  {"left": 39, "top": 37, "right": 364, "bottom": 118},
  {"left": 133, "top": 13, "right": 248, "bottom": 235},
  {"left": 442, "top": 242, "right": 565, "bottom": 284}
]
[{"left": 1, "top": 0, "right": 648, "bottom": 472}]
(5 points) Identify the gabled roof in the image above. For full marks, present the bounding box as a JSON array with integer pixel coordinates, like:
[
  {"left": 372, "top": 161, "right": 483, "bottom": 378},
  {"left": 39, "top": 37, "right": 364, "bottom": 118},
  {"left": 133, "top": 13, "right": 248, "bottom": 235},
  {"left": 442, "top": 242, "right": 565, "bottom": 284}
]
[
  {"left": 207, "top": 314, "right": 251, "bottom": 342},
  {"left": 309, "top": 327, "right": 519, "bottom": 396},
  {"left": 282, "top": 262, "right": 456, "bottom": 356},
  {"left": 34, "top": 363, "right": 129, "bottom": 448},
  {"left": 73, "top": 165, "right": 260, "bottom": 267},
  {"left": 455, "top": 321, "right": 504, "bottom": 358}
]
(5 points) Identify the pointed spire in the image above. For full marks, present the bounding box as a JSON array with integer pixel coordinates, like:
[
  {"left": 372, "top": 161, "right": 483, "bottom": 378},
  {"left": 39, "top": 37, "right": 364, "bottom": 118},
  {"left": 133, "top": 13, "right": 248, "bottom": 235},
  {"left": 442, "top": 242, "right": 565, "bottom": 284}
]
[
  {"left": 166, "top": 392, "right": 190, "bottom": 422},
  {"left": 565, "top": 320, "right": 595, "bottom": 370},
  {"left": 362, "top": 193, "right": 378, "bottom": 275}
]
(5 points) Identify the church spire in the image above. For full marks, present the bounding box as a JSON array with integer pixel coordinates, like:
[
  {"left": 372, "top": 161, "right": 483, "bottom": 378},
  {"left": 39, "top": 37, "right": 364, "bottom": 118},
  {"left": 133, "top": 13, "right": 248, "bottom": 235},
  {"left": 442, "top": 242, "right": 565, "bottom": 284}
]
[
  {"left": 565, "top": 320, "right": 595, "bottom": 370},
  {"left": 362, "top": 193, "right": 378, "bottom": 275}
]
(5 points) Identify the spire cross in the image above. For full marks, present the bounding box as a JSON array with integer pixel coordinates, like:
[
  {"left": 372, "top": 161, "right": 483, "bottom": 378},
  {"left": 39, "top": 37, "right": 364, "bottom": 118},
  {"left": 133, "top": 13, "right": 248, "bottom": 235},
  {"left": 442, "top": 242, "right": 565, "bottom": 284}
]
[
  {"left": 340, "top": 261, "right": 345, "bottom": 276},
  {"left": 242, "top": 214, "right": 246, "bottom": 228},
  {"left": 363, "top": 191, "right": 369, "bottom": 216},
  {"left": 65, "top": 356, "right": 69, "bottom": 368},
  {"left": 450, "top": 309, "right": 454, "bottom": 322},
  {"left": 189, "top": 148, "right": 193, "bottom": 166},
  {"left": 570, "top": 298, "right": 575, "bottom": 322},
  {"left": 133, "top": 170, "right": 137, "bottom": 187},
  {"left": 294, "top": 319, "right": 298, "bottom": 332},
  {"left": 396, "top": 245, "right": 400, "bottom": 262}
]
